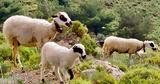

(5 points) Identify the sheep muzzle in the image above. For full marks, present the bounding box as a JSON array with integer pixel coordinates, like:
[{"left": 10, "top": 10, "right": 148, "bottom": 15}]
[
  {"left": 82, "top": 55, "right": 86, "bottom": 59},
  {"left": 65, "top": 21, "right": 72, "bottom": 27},
  {"left": 54, "top": 21, "right": 63, "bottom": 33},
  {"left": 152, "top": 48, "right": 157, "bottom": 51}
]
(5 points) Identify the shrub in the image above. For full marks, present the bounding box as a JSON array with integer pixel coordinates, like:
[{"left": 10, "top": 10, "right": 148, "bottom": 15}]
[
  {"left": 70, "top": 77, "right": 92, "bottom": 84},
  {"left": 91, "top": 70, "right": 117, "bottom": 84},
  {"left": 71, "top": 21, "right": 88, "bottom": 37},
  {"left": 0, "top": 32, "right": 5, "bottom": 44},
  {"left": 80, "top": 34, "right": 98, "bottom": 56},
  {"left": 119, "top": 68, "right": 160, "bottom": 84},
  {"left": 117, "top": 64, "right": 128, "bottom": 72},
  {"left": 0, "top": 43, "right": 12, "bottom": 61},
  {"left": 144, "top": 55, "right": 160, "bottom": 67},
  {"left": 0, "top": 60, "right": 12, "bottom": 76},
  {"left": 73, "top": 59, "right": 93, "bottom": 75},
  {"left": 19, "top": 47, "right": 39, "bottom": 70}
]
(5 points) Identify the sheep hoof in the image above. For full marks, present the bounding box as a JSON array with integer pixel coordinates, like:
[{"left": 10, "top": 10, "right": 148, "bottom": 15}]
[
  {"left": 21, "top": 67, "right": 25, "bottom": 73},
  {"left": 60, "top": 81, "right": 64, "bottom": 84},
  {"left": 52, "top": 72, "right": 55, "bottom": 75},
  {"left": 42, "top": 79, "right": 45, "bottom": 83}
]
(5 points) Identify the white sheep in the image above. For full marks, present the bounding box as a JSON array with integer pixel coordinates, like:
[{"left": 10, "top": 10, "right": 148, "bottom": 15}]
[
  {"left": 103, "top": 36, "right": 157, "bottom": 58},
  {"left": 40, "top": 42, "right": 86, "bottom": 83},
  {"left": 3, "top": 12, "right": 72, "bottom": 68}
]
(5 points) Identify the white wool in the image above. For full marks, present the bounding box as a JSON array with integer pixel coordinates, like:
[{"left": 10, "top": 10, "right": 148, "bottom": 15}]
[
  {"left": 40, "top": 42, "right": 78, "bottom": 68},
  {"left": 3, "top": 15, "right": 54, "bottom": 47},
  {"left": 103, "top": 36, "right": 157, "bottom": 58},
  {"left": 103, "top": 36, "right": 144, "bottom": 56},
  {"left": 2, "top": 12, "right": 72, "bottom": 68},
  {"left": 40, "top": 42, "right": 86, "bottom": 83}
]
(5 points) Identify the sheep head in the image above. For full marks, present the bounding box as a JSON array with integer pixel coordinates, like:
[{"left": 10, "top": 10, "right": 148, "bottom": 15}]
[
  {"left": 144, "top": 40, "right": 158, "bottom": 51},
  {"left": 72, "top": 44, "right": 86, "bottom": 59},
  {"left": 52, "top": 12, "right": 72, "bottom": 33}
]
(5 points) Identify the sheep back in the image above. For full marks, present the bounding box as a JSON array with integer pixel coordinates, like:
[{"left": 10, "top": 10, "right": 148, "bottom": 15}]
[
  {"left": 41, "top": 42, "right": 76, "bottom": 68},
  {"left": 3, "top": 15, "right": 55, "bottom": 47},
  {"left": 103, "top": 36, "right": 144, "bottom": 55}
]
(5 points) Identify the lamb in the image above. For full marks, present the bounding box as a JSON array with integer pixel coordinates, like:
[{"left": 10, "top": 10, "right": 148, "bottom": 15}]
[
  {"left": 2, "top": 12, "right": 72, "bottom": 68},
  {"left": 102, "top": 36, "right": 157, "bottom": 57},
  {"left": 39, "top": 42, "right": 86, "bottom": 83}
]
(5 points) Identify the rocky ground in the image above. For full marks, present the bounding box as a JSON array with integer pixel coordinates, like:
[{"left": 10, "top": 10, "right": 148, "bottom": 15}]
[{"left": 6, "top": 59, "right": 125, "bottom": 84}]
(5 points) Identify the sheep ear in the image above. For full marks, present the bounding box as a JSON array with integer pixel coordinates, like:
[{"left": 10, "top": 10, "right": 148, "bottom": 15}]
[{"left": 51, "top": 15, "right": 58, "bottom": 18}]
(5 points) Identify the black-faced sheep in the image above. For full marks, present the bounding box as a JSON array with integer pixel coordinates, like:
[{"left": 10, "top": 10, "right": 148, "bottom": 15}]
[
  {"left": 103, "top": 36, "right": 157, "bottom": 57},
  {"left": 3, "top": 12, "right": 72, "bottom": 68},
  {"left": 39, "top": 42, "right": 86, "bottom": 83}
]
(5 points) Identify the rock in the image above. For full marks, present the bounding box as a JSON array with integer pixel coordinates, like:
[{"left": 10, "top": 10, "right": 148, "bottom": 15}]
[
  {"left": 81, "top": 60, "right": 125, "bottom": 80},
  {"left": 92, "top": 60, "right": 125, "bottom": 80},
  {"left": 81, "top": 69, "right": 96, "bottom": 79}
]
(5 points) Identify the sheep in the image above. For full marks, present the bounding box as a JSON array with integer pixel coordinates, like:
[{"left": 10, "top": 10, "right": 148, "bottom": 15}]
[
  {"left": 102, "top": 36, "right": 157, "bottom": 58},
  {"left": 2, "top": 12, "right": 72, "bottom": 68},
  {"left": 39, "top": 42, "right": 86, "bottom": 83}
]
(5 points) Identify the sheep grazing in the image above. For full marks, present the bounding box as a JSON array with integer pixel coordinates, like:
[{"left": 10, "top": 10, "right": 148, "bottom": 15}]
[
  {"left": 3, "top": 12, "right": 72, "bottom": 68},
  {"left": 103, "top": 36, "right": 157, "bottom": 57},
  {"left": 39, "top": 42, "right": 86, "bottom": 83}
]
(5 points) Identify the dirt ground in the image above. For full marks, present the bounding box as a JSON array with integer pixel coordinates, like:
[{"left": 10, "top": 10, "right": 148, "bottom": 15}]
[{"left": 11, "top": 68, "right": 59, "bottom": 84}]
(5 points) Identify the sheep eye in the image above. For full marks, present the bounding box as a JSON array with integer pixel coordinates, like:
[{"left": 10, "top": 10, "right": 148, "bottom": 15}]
[
  {"left": 60, "top": 15, "right": 67, "bottom": 22},
  {"left": 73, "top": 47, "right": 83, "bottom": 55},
  {"left": 150, "top": 43, "right": 154, "bottom": 47}
]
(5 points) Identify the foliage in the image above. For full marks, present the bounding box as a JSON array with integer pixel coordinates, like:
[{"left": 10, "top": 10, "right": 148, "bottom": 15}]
[
  {"left": 115, "top": 4, "right": 154, "bottom": 40},
  {"left": 0, "top": 43, "right": 12, "bottom": 61},
  {"left": 73, "top": 59, "right": 93, "bottom": 75},
  {"left": 119, "top": 68, "right": 160, "bottom": 84},
  {"left": 144, "top": 55, "right": 160, "bottom": 67},
  {"left": 0, "top": 60, "right": 12, "bottom": 74},
  {"left": 19, "top": 47, "right": 39, "bottom": 70},
  {"left": 0, "top": 0, "right": 23, "bottom": 24},
  {"left": 71, "top": 21, "right": 88, "bottom": 37},
  {"left": 80, "top": 34, "right": 98, "bottom": 56},
  {"left": 70, "top": 77, "right": 92, "bottom": 84},
  {"left": 117, "top": 64, "right": 128, "bottom": 72},
  {"left": 91, "top": 70, "right": 117, "bottom": 84}
]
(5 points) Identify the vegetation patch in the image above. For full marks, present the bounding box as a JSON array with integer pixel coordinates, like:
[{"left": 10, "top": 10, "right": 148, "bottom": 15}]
[{"left": 119, "top": 68, "right": 160, "bottom": 84}]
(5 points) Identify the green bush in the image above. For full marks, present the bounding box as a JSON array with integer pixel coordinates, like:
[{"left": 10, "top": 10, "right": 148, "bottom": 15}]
[
  {"left": 0, "top": 43, "right": 12, "bottom": 61},
  {"left": 91, "top": 70, "right": 117, "bottom": 84},
  {"left": 0, "top": 32, "right": 5, "bottom": 44},
  {"left": 0, "top": 60, "right": 12, "bottom": 75},
  {"left": 119, "top": 68, "right": 160, "bottom": 84},
  {"left": 74, "top": 60, "right": 93, "bottom": 75},
  {"left": 70, "top": 77, "right": 92, "bottom": 84},
  {"left": 71, "top": 21, "right": 88, "bottom": 37},
  {"left": 144, "top": 56, "right": 160, "bottom": 67},
  {"left": 80, "top": 34, "right": 98, "bottom": 56},
  {"left": 19, "top": 47, "right": 40, "bottom": 70},
  {"left": 117, "top": 64, "right": 128, "bottom": 72}
]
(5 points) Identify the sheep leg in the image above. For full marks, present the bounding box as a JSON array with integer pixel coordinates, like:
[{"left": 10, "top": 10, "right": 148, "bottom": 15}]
[
  {"left": 68, "top": 69, "right": 74, "bottom": 80},
  {"left": 36, "top": 41, "right": 42, "bottom": 49},
  {"left": 61, "top": 68, "right": 68, "bottom": 83},
  {"left": 12, "top": 45, "right": 18, "bottom": 67},
  {"left": 17, "top": 52, "right": 24, "bottom": 71},
  {"left": 129, "top": 54, "right": 134, "bottom": 66},
  {"left": 135, "top": 52, "right": 142, "bottom": 63},
  {"left": 55, "top": 66, "right": 63, "bottom": 83},
  {"left": 40, "top": 64, "right": 45, "bottom": 83}
]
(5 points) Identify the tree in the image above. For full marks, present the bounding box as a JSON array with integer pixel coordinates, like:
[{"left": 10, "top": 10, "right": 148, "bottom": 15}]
[{"left": 0, "top": 0, "right": 22, "bottom": 23}]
